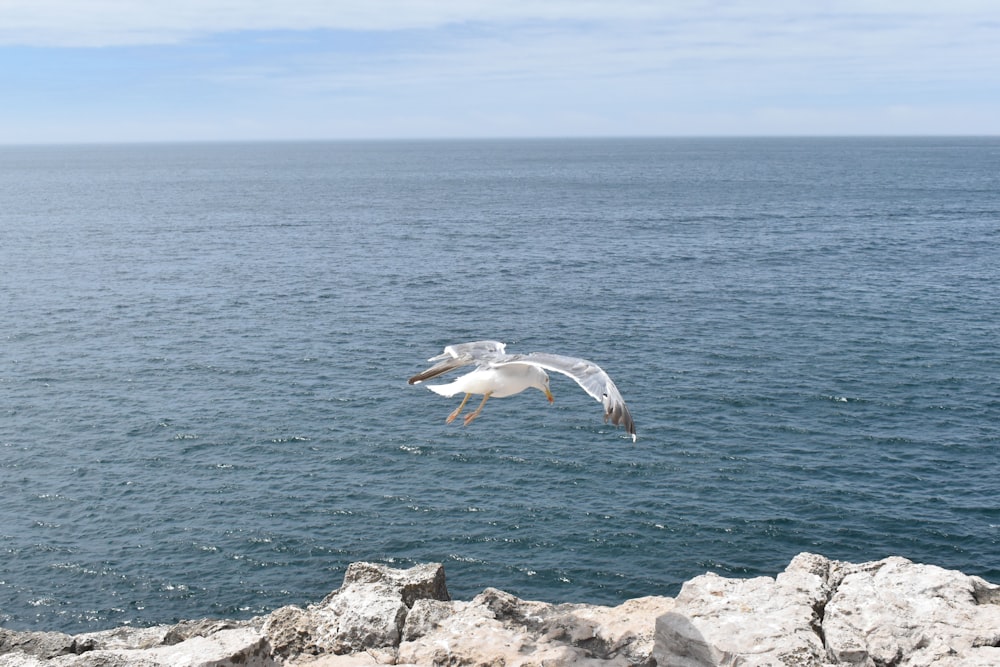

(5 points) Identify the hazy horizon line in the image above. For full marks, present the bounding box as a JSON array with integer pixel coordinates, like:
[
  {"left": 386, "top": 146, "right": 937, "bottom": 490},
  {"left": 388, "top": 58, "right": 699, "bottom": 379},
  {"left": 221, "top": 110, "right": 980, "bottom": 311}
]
[{"left": 4, "top": 133, "right": 998, "bottom": 149}]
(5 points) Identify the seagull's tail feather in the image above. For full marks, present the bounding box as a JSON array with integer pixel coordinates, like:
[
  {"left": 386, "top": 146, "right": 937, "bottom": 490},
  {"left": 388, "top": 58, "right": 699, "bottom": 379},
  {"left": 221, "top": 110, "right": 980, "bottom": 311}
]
[{"left": 425, "top": 382, "right": 460, "bottom": 397}]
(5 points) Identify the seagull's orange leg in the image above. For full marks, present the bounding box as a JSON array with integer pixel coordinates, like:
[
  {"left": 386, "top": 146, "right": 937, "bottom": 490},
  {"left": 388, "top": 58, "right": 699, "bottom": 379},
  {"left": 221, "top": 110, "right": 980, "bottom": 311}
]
[
  {"left": 463, "top": 392, "right": 492, "bottom": 426},
  {"left": 447, "top": 393, "right": 472, "bottom": 423}
]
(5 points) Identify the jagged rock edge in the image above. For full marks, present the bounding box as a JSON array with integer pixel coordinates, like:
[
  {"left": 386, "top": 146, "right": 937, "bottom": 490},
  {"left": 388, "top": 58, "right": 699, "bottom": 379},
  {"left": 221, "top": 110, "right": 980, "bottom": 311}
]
[{"left": 1, "top": 554, "right": 999, "bottom": 666}]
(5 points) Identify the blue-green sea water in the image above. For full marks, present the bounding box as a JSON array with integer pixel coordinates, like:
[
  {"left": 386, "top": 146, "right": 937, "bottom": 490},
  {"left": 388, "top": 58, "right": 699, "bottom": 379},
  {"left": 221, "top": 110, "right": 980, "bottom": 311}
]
[{"left": 2, "top": 138, "right": 998, "bottom": 632}]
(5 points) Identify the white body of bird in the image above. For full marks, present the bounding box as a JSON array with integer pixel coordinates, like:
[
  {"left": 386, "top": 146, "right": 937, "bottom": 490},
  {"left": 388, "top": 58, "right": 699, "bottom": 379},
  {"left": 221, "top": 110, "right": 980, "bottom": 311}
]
[{"left": 425, "top": 364, "right": 550, "bottom": 399}]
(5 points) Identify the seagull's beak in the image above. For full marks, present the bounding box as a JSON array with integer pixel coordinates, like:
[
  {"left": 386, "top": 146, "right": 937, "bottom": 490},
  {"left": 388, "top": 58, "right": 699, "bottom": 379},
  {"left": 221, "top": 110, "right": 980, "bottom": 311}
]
[{"left": 545, "top": 387, "right": 554, "bottom": 403}]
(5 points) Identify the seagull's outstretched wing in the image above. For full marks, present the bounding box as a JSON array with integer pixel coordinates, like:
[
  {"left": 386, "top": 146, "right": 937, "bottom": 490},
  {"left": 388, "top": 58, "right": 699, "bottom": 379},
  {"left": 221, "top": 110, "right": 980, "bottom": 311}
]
[
  {"left": 499, "top": 352, "right": 637, "bottom": 442},
  {"left": 408, "top": 340, "right": 507, "bottom": 385}
]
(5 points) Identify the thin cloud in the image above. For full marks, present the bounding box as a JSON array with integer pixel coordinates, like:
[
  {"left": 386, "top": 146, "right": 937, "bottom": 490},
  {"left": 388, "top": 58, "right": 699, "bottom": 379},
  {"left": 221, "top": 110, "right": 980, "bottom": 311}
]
[
  {"left": 1, "top": 1, "right": 998, "bottom": 141},
  {"left": 3, "top": 1, "right": 994, "bottom": 47},
  {"left": 181, "top": 7, "right": 995, "bottom": 99},
  {"left": 0, "top": 0, "right": 676, "bottom": 47}
]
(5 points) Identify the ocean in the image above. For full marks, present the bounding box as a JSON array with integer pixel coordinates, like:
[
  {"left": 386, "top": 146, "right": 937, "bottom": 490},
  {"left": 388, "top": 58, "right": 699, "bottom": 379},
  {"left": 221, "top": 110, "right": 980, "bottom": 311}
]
[{"left": 1, "top": 137, "right": 998, "bottom": 633}]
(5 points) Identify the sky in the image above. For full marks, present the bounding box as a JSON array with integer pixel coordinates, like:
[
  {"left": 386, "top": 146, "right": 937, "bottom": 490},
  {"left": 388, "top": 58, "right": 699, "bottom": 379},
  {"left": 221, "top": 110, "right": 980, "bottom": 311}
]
[{"left": 1, "top": 1, "right": 998, "bottom": 143}]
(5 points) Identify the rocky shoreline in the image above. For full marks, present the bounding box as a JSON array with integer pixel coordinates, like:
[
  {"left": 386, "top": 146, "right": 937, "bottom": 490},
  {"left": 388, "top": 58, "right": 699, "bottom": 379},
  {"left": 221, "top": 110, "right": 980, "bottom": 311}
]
[{"left": 1, "top": 553, "right": 998, "bottom": 666}]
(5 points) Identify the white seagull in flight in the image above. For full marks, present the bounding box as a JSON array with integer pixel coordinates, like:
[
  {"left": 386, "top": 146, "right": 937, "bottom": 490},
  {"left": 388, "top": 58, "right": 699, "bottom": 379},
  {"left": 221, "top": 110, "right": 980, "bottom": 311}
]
[{"left": 408, "top": 341, "right": 637, "bottom": 442}]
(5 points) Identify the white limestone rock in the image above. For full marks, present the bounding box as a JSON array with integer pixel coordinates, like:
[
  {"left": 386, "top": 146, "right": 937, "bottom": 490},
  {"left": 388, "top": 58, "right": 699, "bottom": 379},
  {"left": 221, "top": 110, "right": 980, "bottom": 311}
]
[
  {"left": 0, "top": 627, "right": 271, "bottom": 667},
  {"left": 3, "top": 554, "right": 998, "bottom": 666},
  {"left": 653, "top": 553, "right": 833, "bottom": 666},
  {"left": 397, "top": 586, "right": 673, "bottom": 666},
  {"left": 310, "top": 584, "right": 408, "bottom": 655},
  {"left": 264, "top": 561, "right": 450, "bottom": 657},
  {"left": 653, "top": 553, "right": 1000, "bottom": 667},
  {"left": 823, "top": 556, "right": 1000, "bottom": 667}
]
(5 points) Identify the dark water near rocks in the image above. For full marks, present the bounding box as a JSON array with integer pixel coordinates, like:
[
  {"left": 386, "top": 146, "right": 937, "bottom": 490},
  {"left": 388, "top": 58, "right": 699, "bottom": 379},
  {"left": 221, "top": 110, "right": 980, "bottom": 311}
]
[{"left": 2, "top": 137, "right": 998, "bottom": 632}]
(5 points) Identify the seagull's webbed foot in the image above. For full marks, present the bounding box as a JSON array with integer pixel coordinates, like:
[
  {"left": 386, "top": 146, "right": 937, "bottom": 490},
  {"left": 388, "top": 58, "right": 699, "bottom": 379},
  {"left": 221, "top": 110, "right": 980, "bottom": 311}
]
[
  {"left": 446, "top": 393, "right": 472, "bottom": 424},
  {"left": 463, "top": 392, "right": 492, "bottom": 426}
]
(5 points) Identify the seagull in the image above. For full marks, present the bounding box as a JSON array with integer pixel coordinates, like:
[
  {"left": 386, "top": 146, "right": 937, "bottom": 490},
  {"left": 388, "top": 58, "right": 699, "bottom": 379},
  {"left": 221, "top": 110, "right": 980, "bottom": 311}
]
[{"left": 408, "top": 341, "right": 637, "bottom": 442}]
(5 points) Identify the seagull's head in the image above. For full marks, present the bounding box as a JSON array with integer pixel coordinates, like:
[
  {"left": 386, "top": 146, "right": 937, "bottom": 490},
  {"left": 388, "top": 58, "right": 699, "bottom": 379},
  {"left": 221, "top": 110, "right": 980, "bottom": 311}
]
[{"left": 534, "top": 370, "right": 554, "bottom": 403}]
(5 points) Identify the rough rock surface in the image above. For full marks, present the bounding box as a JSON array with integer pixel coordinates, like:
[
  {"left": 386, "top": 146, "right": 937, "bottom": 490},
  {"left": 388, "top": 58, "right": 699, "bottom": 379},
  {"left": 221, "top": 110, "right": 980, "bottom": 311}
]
[
  {"left": 654, "top": 552, "right": 832, "bottom": 666},
  {"left": 1, "top": 554, "right": 997, "bottom": 666},
  {"left": 652, "top": 553, "right": 1000, "bottom": 667},
  {"left": 395, "top": 587, "right": 673, "bottom": 666}
]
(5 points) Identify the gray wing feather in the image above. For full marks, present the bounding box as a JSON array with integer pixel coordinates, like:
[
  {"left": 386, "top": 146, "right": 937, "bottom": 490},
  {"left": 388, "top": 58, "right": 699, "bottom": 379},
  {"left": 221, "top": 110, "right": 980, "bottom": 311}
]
[
  {"left": 498, "top": 352, "right": 637, "bottom": 442},
  {"left": 408, "top": 340, "right": 507, "bottom": 384}
]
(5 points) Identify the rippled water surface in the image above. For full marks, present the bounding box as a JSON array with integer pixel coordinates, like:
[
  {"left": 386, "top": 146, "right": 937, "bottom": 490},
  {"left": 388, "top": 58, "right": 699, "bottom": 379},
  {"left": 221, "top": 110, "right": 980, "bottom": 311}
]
[{"left": 2, "top": 138, "right": 998, "bottom": 632}]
